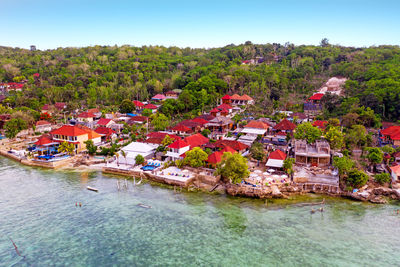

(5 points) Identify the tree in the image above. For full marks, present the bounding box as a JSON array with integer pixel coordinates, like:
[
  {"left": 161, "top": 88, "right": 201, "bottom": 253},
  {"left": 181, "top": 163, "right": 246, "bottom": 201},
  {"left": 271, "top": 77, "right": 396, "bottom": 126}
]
[
  {"left": 84, "top": 140, "right": 97, "bottom": 155},
  {"left": 250, "top": 142, "right": 265, "bottom": 161},
  {"left": 120, "top": 99, "right": 135, "bottom": 114},
  {"left": 320, "top": 38, "right": 329, "bottom": 47},
  {"left": 4, "top": 118, "right": 27, "bottom": 139},
  {"left": 201, "top": 129, "right": 211, "bottom": 138},
  {"left": 345, "top": 125, "right": 369, "bottom": 149},
  {"left": 120, "top": 150, "right": 127, "bottom": 165},
  {"left": 283, "top": 158, "right": 295, "bottom": 179},
  {"left": 135, "top": 154, "right": 144, "bottom": 165},
  {"left": 381, "top": 145, "right": 395, "bottom": 155},
  {"left": 58, "top": 141, "right": 75, "bottom": 155},
  {"left": 150, "top": 113, "right": 170, "bottom": 131},
  {"left": 161, "top": 135, "right": 174, "bottom": 147},
  {"left": 365, "top": 147, "right": 383, "bottom": 169},
  {"left": 183, "top": 147, "right": 208, "bottom": 167},
  {"left": 374, "top": 173, "right": 391, "bottom": 185},
  {"left": 324, "top": 126, "right": 344, "bottom": 151},
  {"left": 333, "top": 156, "right": 355, "bottom": 178},
  {"left": 142, "top": 108, "right": 152, "bottom": 117},
  {"left": 294, "top": 122, "right": 322, "bottom": 144},
  {"left": 215, "top": 152, "right": 250, "bottom": 184},
  {"left": 346, "top": 169, "right": 369, "bottom": 188}
]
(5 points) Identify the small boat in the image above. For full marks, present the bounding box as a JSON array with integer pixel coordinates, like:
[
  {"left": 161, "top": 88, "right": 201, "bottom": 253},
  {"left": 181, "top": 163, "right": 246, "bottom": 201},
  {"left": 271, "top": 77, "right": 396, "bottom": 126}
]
[
  {"left": 137, "top": 203, "right": 152, "bottom": 209},
  {"left": 86, "top": 186, "right": 98, "bottom": 192}
]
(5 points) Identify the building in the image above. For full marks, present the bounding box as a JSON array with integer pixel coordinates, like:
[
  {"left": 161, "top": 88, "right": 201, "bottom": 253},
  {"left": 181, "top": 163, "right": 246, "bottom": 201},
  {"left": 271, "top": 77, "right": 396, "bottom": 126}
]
[
  {"left": 381, "top": 126, "right": 400, "bottom": 146},
  {"left": 390, "top": 165, "right": 400, "bottom": 181},
  {"left": 143, "top": 103, "right": 158, "bottom": 113},
  {"left": 96, "top": 118, "right": 115, "bottom": 128},
  {"left": 77, "top": 112, "right": 95, "bottom": 123},
  {"left": 35, "top": 120, "right": 52, "bottom": 133},
  {"left": 95, "top": 127, "right": 116, "bottom": 142},
  {"left": 166, "top": 139, "right": 190, "bottom": 160},
  {"left": 151, "top": 94, "right": 166, "bottom": 102},
  {"left": 133, "top": 100, "right": 145, "bottom": 110},
  {"left": 184, "top": 133, "right": 209, "bottom": 149},
  {"left": 265, "top": 150, "right": 287, "bottom": 169},
  {"left": 50, "top": 125, "right": 101, "bottom": 153},
  {"left": 294, "top": 139, "right": 331, "bottom": 167},
  {"left": 145, "top": 132, "right": 180, "bottom": 145},
  {"left": 117, "top": 142, "right": 158, "bottom": 165},
  {"left": 165, "top": 91, "right": 179, "bottom": 99},
  {"left": 213, "top": 139, "right": 249, "bottom": 153},
  {"left": 127, "top": 116, "right": 148, "bottom": 125},
  {"left": 304, "top": 93, "right": 323, "bottom": 117},
  {"left": 205, "top": 116, "right": 234, "bottom": 138},
  {"left": 87, "top": 108, "right": 102, "bottom": 119},
  {"left": 273, "top": 119, "right": 297, "bottom": 134}
]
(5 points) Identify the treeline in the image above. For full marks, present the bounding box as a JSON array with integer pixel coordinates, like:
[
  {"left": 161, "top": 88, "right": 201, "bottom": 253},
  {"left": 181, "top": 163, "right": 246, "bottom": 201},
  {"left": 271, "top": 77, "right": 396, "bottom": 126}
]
[{"left": 0, "top": 42, "right": 399, "bottom": 121}]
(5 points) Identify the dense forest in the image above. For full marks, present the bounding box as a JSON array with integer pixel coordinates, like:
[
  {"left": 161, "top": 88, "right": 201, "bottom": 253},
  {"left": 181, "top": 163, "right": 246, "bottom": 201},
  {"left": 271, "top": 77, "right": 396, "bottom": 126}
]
[{"left": 0, "top": 41, "right": 399, "bottom": 121}]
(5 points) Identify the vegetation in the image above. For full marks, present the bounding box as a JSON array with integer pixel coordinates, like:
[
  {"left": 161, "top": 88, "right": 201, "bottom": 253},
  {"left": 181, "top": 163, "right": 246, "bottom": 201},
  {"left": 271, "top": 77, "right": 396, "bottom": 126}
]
[
  {"left": 150, "top": 113, "right": 169, "bottom": 131},
  {"left": 365, "top": 147, "right": 383, "bottom": 168},
  {"left": 333, "top": 156, "right": 355, "bottom": 179},
  {"left": 58, "top": 141, "right": 75, "bottom": 155},
  {"left": 250, "top": 142, "right": 265, "bottom": 161},
  {"left": 84, "top": 140, "right": 97, "bottom": 155},
  {"left": 283, "top": 158, "right": 295, "bottom": 178},
  {"left": 183, "top": 147, "right": 208, "bottom": 167},
  {"left": 215, "top": 152, "right": 250, "bottom": 184},
  {"left": 346, "top": 169, "right": 369, "bottom": 189},
  {"left": 324, "top": 126, "right": 344, "bottom": 151},
  {"left": 4, "top": 118, "right": 27, "bottom": 138},
  {"left": 119, "top": 99, "right": 135, "bottom": 113},
  {"left": 294, "top": 122, "right": 322, "bottom": 144},
  {"left": 374, "top": 173, "right": 391, "bottom": 185},
  {"left": 135, "top": 154, "right": 144, "bottom": 165}
]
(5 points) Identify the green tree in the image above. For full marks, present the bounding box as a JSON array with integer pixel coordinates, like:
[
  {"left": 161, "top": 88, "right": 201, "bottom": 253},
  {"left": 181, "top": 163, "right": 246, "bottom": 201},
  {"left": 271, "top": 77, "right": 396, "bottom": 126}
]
[
  {"left": 381, "top": 145, "right": 395, "bottom": 155},
  {"left": 161, "top": 135, "right": 174, "bottom": 147},
  {"left": 365, "top": 147, "right": 383, "bottom": 168},
  {"left": 374, "top": 173, "right": 391, "bottom": 185},
  {"left": 58, "top": 141, "right": 75, "bottom": 155},
  {"left": 120, "top": 99, "right": 135, "bottom": 114},
  {"left": 183, "top": 147, "right": 208, "bottom": 167},
  {"left": 346, "top": 169, "right": 369, "bottom": 188},
  {"left": 215, "top": 152, "right": 250, "bottom": 184},
  {"left": 250, "top": 142, "right": 265, "bottom": 161},
  {"left": 324, "top": 126, "right": 344, "bottom": 151},
  {"left": 294, "top": 122, "right": 322, "bottom": 144},
  {"left": 135, "top": 154, "right": 144, "bottom": 165},
  {"left": 150, "top": 113, "right": 170, "bottom": 131},
  {"left": 333, "top": 156, "right": 355, "bottom": 178},
  {"left": 4, "top": 118, "right": 27, "bottom": 139},
  {"left": 201, "top": 129, "right": 211, "bottom": 138},
  {"left": 84, "top": 140, "right": 97, "bottom": 155},
  {"left": 283, "top": 158, "right": 295, "bottom": 179},
  {"left": 120, "top": 150, "right": 128, "bottom": 165},
  {"left": 142, "top": 108, "right": 152, "bottom": 117}
]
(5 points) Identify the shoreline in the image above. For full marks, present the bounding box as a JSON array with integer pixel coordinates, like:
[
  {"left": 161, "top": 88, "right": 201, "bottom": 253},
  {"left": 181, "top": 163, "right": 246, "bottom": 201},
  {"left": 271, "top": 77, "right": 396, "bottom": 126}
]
[{"left": 1, "top": 151, "right": 399, "bottom": 204}]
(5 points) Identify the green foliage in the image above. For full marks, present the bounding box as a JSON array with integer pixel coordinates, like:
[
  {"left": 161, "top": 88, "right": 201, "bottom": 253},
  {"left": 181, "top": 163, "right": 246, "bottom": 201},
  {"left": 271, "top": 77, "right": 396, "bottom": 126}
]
[
  {"left": 344, "top": 125, "right": 370, "bottom": 149},
  {"left": 365, "top": 147, "right": 383, "bottom": 166},
  {"left": 324, "top": 126, "right": 344, "bottom": 150},
  {"left": 4, "top": 118, "right": 27, "bottom": 139},
  {"left": 346, "top": 169, "right": 369, "bottom": 188},
  {"left": 283, "top": 158, "right": 295, "bottom": 176},
  {"left": 381, "top": 145, "right": 395, "bottom": 154},
  {"left": 215, "top": 152, "right": 250, "bottom": 184},
  {"left": 250, "top": 142, "right": 265, "bottom": 161},
  {"left": 135, "top": 154, "right": 145, "bottom": 165},
  {"left": 333, "top": 156, "right": 355, "bottom": 178},
  {"left": 142, "top": 109, "right": 153, "bottom": 117},
  {"left": 374, "top": 173, "right": 391, "bottom": 185},
  {"left": 161, "top": 135, "right": 174, "bottom": 147},
  {"left": 84, "top": 140, "right": 97, "bottom": 155},
  {"left": 58, "top": 141, "right": 75, "bottom": 155},
  {"left": 294, "top": 122, "right": 322, "bottom": 144},
  {"left": 150, "top": 113, "right": 170, "bottom": 131},
  {"left": 201, "top": 129, "right": 211, "bottom": 138},
  {"left": 183, "top": 147, "right": 208, "bottom": 168},
  {"left": 120, "top": 99, "right": 135, "bottom": 114}
]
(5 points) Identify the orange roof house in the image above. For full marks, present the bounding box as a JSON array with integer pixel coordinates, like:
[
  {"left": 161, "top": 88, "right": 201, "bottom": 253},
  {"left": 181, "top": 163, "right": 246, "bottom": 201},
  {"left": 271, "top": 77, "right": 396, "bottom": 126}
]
[{"left": 184, "top": 133, "right": 209, "bottom": 148}]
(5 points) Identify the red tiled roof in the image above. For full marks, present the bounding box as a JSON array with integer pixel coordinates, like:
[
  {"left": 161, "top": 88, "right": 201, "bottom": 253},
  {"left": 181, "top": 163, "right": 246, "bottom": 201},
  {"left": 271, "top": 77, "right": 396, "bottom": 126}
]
[
  {"left": 221, "top": 94, "right": 231, "bottom": 100},
  {"left": 392, "top": 132, "right": 400, "bottom": 140},
  {"left": 50, "top": 125, "right": 88, "bottom": 137},
  {"left": 168, "top": 139, "right": 189, "bottom": 149},
  {"left": 35, "top": 135, "right": 54, "bottom": 146},
  {"left": 210, "top": 108, "right": 220, "bottom": 113},
  {"left": 241, "top": 94, "right": 253, "bottom": 101},
  {"left": 78, "top": 111, "right": 95, "bottom": 118},
  {"left": 191, "top": 118, "right": 208, "bottom": 125},
  {"left": 144, "top": 103, "right": 157, "bottom": 109},
  {"left": 230, "top": 94, "right": 242, "bottom": 100},
  {"left": 36, "top": 120, "right": 51, "bottom": 126},
  {"left": 381, "top": 126, "right": 400, "bottom": 136},
  {"left": 207, "top": 151, "right": 223, "bottom": 164},
  {"left": 220, "top": 145, "right": 236, "bottom": 154},
  {"left": 312, "top": 120, "right": 328, "bottom": 129},
  {"left": 308, "top": 93, "right": 324, "bottom": 101},
  {"left": 184, "top": 133, "right": 209, "bottom": 148},
  {"left": 33, "top": 73, "right": 40, "bottom": 77},
  {"left": 54, "top": 102, "right": 66, "bottom": 110},
  {"left": 172, "top": 125, "right": 191, "bottom": 132},
  {"left": 95, "top": 127, "right": 115, "bottom": 136},
  {"left": 166, "top": 91, "right": 178, "bottom": 95},
  {"left": 128, "top": 116, "right": 148, "bottom": 122},
  {"left": 273, "top": 119, "right": 297, "bottom": 131},
  {"left": 145, "top": 132, "right": 180, "bottom": 144},
  {"left": 178, "top": 120, "right": 201, "bottom": 129},
  {"left": 197, "top": 114, "right": 215, "bottom": 121},
  {"left": 217, "top": 103, "right": 233, "bottom": 110},
  {"left": 151, "top": 94, "right": 166, "bottom": 100},
  {"left": 88, "top": 108, "right": 100, "bottom": 114},
  {"left": 97, "top": 118, "right": 112, "bottom": 126},
  {"left": 133, "top": 100, "right": 144, "bottom": 107},
  {"left": 245, "top": 120, "right": 270, "bottom": 130},
  {"left": 268, "top": 150, "right": 287, "bottom": 160},
  {"left": 214, "top": 140, "right": 248, "bottom": 151}
]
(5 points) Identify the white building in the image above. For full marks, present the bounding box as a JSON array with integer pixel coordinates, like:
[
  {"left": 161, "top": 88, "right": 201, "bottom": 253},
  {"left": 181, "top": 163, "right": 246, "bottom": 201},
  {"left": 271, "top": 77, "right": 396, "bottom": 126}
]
[{"left": 117, "top": 142, "right": 158, "bottom": 165}]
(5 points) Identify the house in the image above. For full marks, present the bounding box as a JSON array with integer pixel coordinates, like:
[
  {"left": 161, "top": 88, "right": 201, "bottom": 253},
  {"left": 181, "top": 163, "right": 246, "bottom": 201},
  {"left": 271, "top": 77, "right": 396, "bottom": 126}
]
[
  {"left": 196, "top": 114, "right": 215, "bottom": 122},
  {"left": 41, "top": 104, "right": 51, "bottom": 114},
  {"left": 221, "top": 94, "right": 232, "bottom": 105},
  {"left": 166, "top": 139, "right": 190, "bottom": 160},
  {"left": 133, "top": 100, "right": 145, "bottom": 110},
  {"left": 213, "top": 139, "right": 249, "bottom": 153},
  {"left": 265, "top": 149, "right": 287, "bottom": 169},
  {"left": 230, "top": 94, "right": 254, "bottom": 105},
  {"left": 117, "top": 142, "right": 158, "bottom": 165},
  {"left": 171, "top": 125, "right": 192, "bottom": 136},
  {"left": 273, "top": 119, "right": 296, "bottom": 134},
  {"left": 165, "top": 91, "right": 179, "bottom": 99},
  {"left": 390, "top": 165, "right": 400, "bottom": 181},
  {"left": 87, "top": 108, "right": 102, "bottom": 119},
  {"left": 205, "top": 116, "right": 234, "bottom": 138},
  {"left": 127, "top": 116, "right": 148, "bottom": 125},
  {"left": 54, "top": 102, "right": 67, "bottom": 111},
  {"left": 176, "top": 120, "right": 203, "bottom": 133},
  {"left": 77, "top": 112, "right": 95, "bottom": 123},
  {"left": 206, "top": 147, "right": 236, "bottom": 167},
  {"left": 145, "top": 132, "right": 180, "bottom": 145},
  {"left": 143, "top": 103, "right": 158, "bottom": 113},
  {"left": 34, "top": 135, "right": 59, "bottom": 155},
  {"left": 210, "top": 107, "right": 229, "bottom": 117},
  {"left": 312, "top": 120, "right": 328, "bottom": 130},
  {"left": 97, "top": 118, "right": 115, "bottom": 128},
  {"left": 294, "top": 139, "right": 330, "bottom": 167},
  {"left": 151, "top": 94, "right": 166, "bottom": 102},
  {"left": 381, "top": 126, "right": 400, "bottom": 146},
  {"left": 242, "top": 120, "right": 270, "bottom": 136},
  {"left": 184, "top": 133, "right": 209, "bottom": 149},
  {"left": 288, "top": 112, "right": 308, "bottom": 124},
  {"left": 35, "top": 120, "right": 52, "bottom": 133},
  {"left": 95, "top": 127, "right": 116, "bottom": 142},
  {"left": 304, "top": 94, "right": 323, "bottom": 117},
  {"left": 50, "top": 125, "right": 100, "bottom": 153}
]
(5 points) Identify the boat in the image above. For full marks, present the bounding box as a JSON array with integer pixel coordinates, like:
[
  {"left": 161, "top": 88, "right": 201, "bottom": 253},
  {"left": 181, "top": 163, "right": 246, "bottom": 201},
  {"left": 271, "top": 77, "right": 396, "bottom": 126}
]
[
  {"left": 137, "top": 203, "right": 152, "bottom": 209},
  {"left": 86, "top": 186, "right": 98, "bottom": 192}
]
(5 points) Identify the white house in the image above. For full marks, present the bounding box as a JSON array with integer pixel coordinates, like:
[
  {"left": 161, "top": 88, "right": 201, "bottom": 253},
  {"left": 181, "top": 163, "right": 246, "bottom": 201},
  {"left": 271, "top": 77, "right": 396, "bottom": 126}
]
[
  {"left": 166, "top": 139, "right": 190, "bottom": 160},
  {"left": 117, "top": 142, "right": 158, "bottom": 165}
]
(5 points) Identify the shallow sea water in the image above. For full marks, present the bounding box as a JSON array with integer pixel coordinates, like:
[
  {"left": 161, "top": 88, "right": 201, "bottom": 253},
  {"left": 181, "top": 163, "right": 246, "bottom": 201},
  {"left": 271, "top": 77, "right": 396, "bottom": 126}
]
[{"left": 0, "top": 157, "right": 400, "bottom": 267}]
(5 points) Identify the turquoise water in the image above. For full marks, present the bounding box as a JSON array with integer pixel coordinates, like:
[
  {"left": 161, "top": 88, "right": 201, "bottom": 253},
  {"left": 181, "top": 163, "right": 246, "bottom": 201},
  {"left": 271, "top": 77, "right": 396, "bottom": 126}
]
[{"left": 1, "top": 157, "right": 400, "bottom": 267}]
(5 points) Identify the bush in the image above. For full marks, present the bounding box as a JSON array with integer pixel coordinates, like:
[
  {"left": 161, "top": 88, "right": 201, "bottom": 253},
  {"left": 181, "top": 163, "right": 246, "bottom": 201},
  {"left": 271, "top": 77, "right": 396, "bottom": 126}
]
[
  {"left": 374, "top": 173, "right": 391, "bottom": 185},
  {"left": 346, "top": 169, "right": 369, "bottom": 188}
]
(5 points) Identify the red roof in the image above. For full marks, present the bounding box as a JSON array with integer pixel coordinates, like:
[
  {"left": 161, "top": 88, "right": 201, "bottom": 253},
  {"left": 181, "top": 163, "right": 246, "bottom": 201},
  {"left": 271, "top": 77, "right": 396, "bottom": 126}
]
[
  {"left": 50, "top": 125, "right": 88, "bottom": 137},
  {"left": 133, "top": 100, "right": 144, "bottom": 107},
  {"left": 392, "top": 132, "right": 400, "bottom": 140},
  {"left": 147, "top": 132, "right": 180, "bottom": 140},
  {"left": 273, "top": 119, "right": 297, "bottom": 131},
  {"left": 33, "top": 73, "right": 40, "bottom": 77},
  {"left": 168, "top": 139, "right": 189, "bottom": 149},
  {"left": 241, "top": 94, "right": 253, "bottom": 101},
  {"left": 312, "top": 120, "right": 328, "bottom": 129},
  {"left": 172, "top": 125, "right": 191, "bottom": 132},
  {"left": 95, "top": 127, "right": 115, "bottom": 136},
  {"left": 217, "top": 103, "right": 233, "bottom": 110},
  {"left": 35, "top": 135, "right": 54, "bottom": 146},
  {"left": 97, "top": 118, "right": 112, "bottom": 126},
  {"left": 207, "top": 151, "right": 223, "bottom": 164},
  {"left": 152, "top": 94, "right": 166, "bottom": 100},
  {"left": 36, "top": 120, "right": 51, "bottom": 126},
  {"left": 245, "top": 120, "right": 270, "bottom": 130},
  {"left": 54, "top": 102, "right": 66, "bottom": 110},
  {"left": 144, "top": 103, "right": 157, "bottom": 109},
  {"left": 128, "top": 116, "right": 148, "bottom": 123},
  {"left": 42, "top": 104, "right": 50, "bottom": 110},
  {"left": 78, "top": 111, "right": 95, "bottom": 118},
  {"left": 381, "top": 126, "right": 400, "bottom": 136},
  {"left": 210, "top": 108, "right": 220, "bottom": 113},
  {"left": 214, "top": 140, "right": 249, "bottom": 151},
  {"left": 197, "top": 114, "right": 215, "bottom": 121},
  {"left": 308, "top": 93, "right": 324, "bottom": 101},
  {"left": 268, "top": 150, "right": 287, "bottom": 160},
  {"left": 191, "top": 118, "right": 208, "bottom": 125},
  {"left": 220, "top": 145, "right": 236, "bottom": 154},
  {"left": 184, "top": 133, "right": 209, "bottom": 148},
  {"left": 221, "top": 94, "right": 231, "bottom": 100},
  {"left": 88, "top": 108, "right": 100, "bottom": 114}
]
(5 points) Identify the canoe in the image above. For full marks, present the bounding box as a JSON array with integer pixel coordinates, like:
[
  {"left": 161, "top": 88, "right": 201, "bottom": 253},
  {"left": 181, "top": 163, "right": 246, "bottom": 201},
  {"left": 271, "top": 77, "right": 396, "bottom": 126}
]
[
  {"left": 86, "top": 186, "right": 98, "bottom": 192},
  {"left": 137, "top": 203, "right": 152, "bottom": 209}
]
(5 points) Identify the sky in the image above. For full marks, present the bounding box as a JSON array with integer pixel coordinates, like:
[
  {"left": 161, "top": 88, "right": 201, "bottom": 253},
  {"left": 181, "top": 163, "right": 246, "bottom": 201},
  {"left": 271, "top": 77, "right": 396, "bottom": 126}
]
[{"left": 1, "top": 0, "right": 399, "bottom": 50}]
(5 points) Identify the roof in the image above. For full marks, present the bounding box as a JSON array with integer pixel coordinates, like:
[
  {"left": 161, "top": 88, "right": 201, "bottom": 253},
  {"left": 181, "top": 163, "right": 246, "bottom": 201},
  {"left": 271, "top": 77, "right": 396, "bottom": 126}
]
[
  {"left": 54, "top": 102, "right": 66, "bottom": 110},
  {"left": 144, "top": 103, "right": 157, "bottom": 109},
  {"left": 241, "top": 128, "right": 267, "bottom": 135},
  {"left": 97, "top": 118, "right": 112, "bottom": 126},
  {"left": 151, "top": 94, "right": 166, "bottom": 100},
  {"left": 268, "top": 150, "right": 287, "bottom": 160},
  {"left": 133, "top": 100, "right": 144, "bottom": 107},
  {"left": 122, "top": 142, "right": 158, "bottom": 153},
  {"left": 273, "top": 119, "right": 297, "bottom": 131},
  {"left": 220, "top": 145, "right": 236, "bottom": 154},
  {"left": 78, "top": 111, "right": 95, "bottom": 118},
  {"left": 184, "top": 133, "right": 209, "bottom": 148},
  {"left": 207, "top": 116, "right": 233, "bottom": 125},
  {"left": 36, "top": 120, "right": 51, "bottom": 126},
  {"left": 390, "top": 165, "right": 400, "bottom": 176},
  {"left": 191, "top": 118, "right": 208, "bottom": 125},
  {"left": 312, "top": 120, "right": 328, "bottom": 129},
  {"left": 172, "top": 125, "right": 191, "bottom": 132},
  {"left": 217, "top": 103, "right": 233, "bottom": 110},
  {"left": 381, "top": 126, "right": 400, "bottom": 137},
  {"left": 178, "top": 120, "right": 201, "bottom": 128},
  {"left": 210, "top": 108, "right": 221, "bottom": 113},
  {"left": 265, "top": 159, "right": 284, "bottom": 168},
  {"left": 207, "top": 151, "right": 223, "bottom": 164},
  {"left": 78, "top": 126, "right": 102, "bottom": 139},
  {"left": 50, "top": 125, "right": 88, "bottom": 137},
  {"left": 197, "top": 114, "right": 215, "bottom": 121},
  {"left": 245, "top": 120, "right": 270, "bottom": 130},
  {"left": 95, "top": 127, "right": 115, "bottom": 136},
  {"left": 88, "top": 108, "right": 100, "bottom": 114},
  {"left": 35, "top": 135, "right": 54, "bottom": 146},
  {"left": 128, "top": 116, "right": 148, "bottom": 123},
  {"left": 214, "top": 140, "right": 248, "bottom": 151},
  {"left": 290, "top": 112, "right": 307, "bottom": 120},
  {"left": 221, "top": 94, "right": 231, "bottom": 100},
  {"left": 165, "top": 91, "right": 178, "bottom": 95},
  {"left": 241, "top": 94, "right": 253, "bottom": 101},
  {"left": 308, "top": 93, "right": 324, "bottom": 101},
  {"left": 230, "top": 94, "right": 242, "bottom": 100},
  {"left": 42, "top": 104, "right": 50, "bottom": 110},
  {"left": 168, "top": 139, "right": 189, "bottom": 149}
]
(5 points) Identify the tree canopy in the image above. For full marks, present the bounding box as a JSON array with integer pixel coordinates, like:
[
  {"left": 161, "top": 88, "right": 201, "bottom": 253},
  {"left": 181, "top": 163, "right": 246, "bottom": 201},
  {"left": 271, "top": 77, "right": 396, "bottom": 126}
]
[
  {"left": 183, "top": 147, "right": 208, "bottom": 168},
  {"left": 294, "top": 122, "right": 322, "bottom": 144},
  {"left": 215, "top": 152, "right": 250, "bottom": 184}
]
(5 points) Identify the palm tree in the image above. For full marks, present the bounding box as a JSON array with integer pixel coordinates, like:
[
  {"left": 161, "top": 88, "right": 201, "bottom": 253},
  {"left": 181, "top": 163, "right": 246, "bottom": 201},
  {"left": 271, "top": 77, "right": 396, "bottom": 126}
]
[
  {"left": 115, "top": 152, "right": 120, "bottom": 166},
  {"left": 121, "top": 150, "right": 127, "bottom": 166},
  {"left": 58, "top": 141, "right": 75, "bottom": 155}
]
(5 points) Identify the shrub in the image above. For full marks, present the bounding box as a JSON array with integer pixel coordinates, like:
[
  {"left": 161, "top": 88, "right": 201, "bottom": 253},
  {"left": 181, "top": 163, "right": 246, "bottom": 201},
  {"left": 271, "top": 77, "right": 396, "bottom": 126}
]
[{"left": 374, "top": 173, "right": 391, "bottom": 185}]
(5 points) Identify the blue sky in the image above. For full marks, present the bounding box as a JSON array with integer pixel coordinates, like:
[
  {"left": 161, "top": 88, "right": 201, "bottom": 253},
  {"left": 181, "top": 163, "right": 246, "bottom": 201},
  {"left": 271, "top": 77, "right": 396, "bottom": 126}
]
[{"left": 1, "top": 0, "right": 399, "bottom": 50}]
